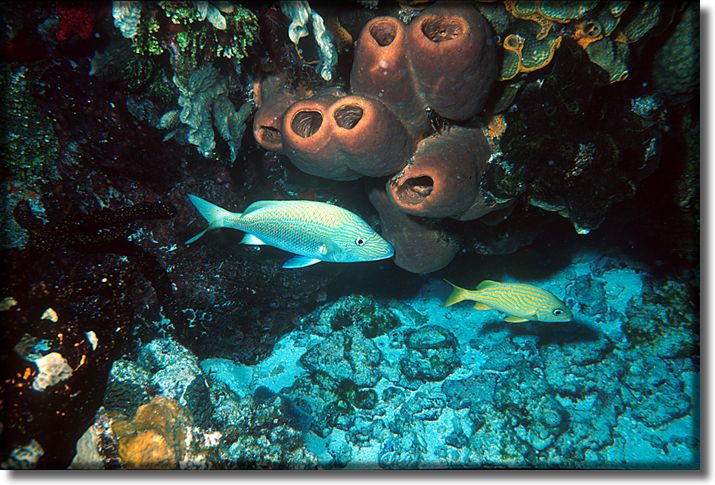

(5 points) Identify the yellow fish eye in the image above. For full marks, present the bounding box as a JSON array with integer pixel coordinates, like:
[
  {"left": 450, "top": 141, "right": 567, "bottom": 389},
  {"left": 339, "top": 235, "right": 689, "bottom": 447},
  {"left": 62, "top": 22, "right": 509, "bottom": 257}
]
[
  {"left": 355, "top": 237, "right": 367, "bottom": 246},
  {"left": 552, "top": 308, "right": 565, "bottom": 316}
]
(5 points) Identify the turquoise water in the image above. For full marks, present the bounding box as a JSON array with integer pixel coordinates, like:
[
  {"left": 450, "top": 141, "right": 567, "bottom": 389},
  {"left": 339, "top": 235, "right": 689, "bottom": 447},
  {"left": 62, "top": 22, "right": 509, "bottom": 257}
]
[{"left": 196, "top": 251, "right": 699, "bottom": 468}]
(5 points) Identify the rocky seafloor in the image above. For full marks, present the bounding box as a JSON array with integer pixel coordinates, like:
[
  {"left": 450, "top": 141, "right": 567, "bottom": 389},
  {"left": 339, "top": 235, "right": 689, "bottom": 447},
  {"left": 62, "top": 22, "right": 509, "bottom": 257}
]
[{"left": 61, "top": 250, "right": 698, "bottom": 470}]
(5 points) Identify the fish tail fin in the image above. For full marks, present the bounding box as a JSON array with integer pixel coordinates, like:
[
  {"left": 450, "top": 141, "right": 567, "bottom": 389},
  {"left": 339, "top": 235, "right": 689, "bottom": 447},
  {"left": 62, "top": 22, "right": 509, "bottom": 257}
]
[
  {"left": 185, "top": 194, "right": 237, "bottom": 245},
  {"left": 443, "top": 280, "right": 473, "bottom": 307}
]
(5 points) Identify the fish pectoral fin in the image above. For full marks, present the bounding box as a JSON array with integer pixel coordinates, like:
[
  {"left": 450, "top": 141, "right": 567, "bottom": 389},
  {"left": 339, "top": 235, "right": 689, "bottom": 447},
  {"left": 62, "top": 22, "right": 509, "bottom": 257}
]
[
  {"left": 473, "top": 302, "right": 492, "bottom": 311},
  {"left": 241, "top": 233, "right": 267, "bottom": 246},
  {"left": 476, "top": 280, "right": 499, "bottom": 290},
  {"left": 504, "top": 316, "right": 530, "bottom": 323},
  {"left": 282, "top": 256, "right": 322, "bottom": 269},
  {"left": 318, "top": 244, "right": 329, "bottom": 256}
]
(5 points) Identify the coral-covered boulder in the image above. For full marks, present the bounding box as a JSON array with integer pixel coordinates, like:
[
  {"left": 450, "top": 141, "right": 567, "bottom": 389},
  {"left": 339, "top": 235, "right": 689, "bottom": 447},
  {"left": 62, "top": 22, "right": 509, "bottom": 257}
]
[
  {"left": 114, "top": 396, "right": 192, "bottom": 469},
  {"left": 300, "top": 327, "right": 384, "bottom": 388},
  {"left": 399, "top": 325, "right": 461, "bottom": 382},
  {"left": 442, "top": 373, "right": 499, "bottom": 409},
  {"left": 304, "top": 294, "right": 402, "bottom": 339},
  {"left": 378, "top": 432, "right": 425, "bottom": 469}
]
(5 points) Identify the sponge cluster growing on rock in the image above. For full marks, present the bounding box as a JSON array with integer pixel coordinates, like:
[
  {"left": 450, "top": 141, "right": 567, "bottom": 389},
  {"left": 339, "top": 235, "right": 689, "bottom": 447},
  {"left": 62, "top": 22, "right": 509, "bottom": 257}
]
[{"left": 253, "top": 1, "right": 501, "bottom": 273}]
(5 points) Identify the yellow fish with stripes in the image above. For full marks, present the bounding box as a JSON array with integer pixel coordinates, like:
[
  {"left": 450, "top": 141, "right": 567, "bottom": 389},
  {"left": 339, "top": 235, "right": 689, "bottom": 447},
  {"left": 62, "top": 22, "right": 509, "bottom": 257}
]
[
  {"left": 185, "top": 194, "right": 394, "bottom": 268},
  {"left": 443, "top": 280, "right": 572, "bottom": 323}
]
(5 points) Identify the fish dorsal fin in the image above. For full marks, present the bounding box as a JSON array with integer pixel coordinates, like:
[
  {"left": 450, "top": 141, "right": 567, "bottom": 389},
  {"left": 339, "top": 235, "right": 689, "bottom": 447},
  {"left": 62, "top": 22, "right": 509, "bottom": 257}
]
[
  {"left": 282, "top": 256, "right": 322, "bottom": 269},
  {"left": 476, "top": 280, "right": 500, "bottom": 291},
  {"left": 243, "top": 200, "right": 277, "bottom": 215},
  {"left": 240, "top": 234, "right": 267, "bottom": 246},
  {"left": 505, "top": 316, "right": 529, "bottom": 323},
  {"left": 473, "top": 302, "right": 492, "bottom": 311}
]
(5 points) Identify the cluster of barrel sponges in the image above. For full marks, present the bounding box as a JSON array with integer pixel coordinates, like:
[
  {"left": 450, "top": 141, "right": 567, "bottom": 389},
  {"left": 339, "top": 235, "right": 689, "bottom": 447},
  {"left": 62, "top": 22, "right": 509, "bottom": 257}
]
[{"left": 253, "top": 2, "right": 500, "bottom": 273}]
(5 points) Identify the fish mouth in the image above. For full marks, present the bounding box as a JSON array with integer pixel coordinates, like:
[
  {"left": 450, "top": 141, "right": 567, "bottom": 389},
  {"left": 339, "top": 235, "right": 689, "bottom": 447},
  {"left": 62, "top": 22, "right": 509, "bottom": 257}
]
[
  {"left": 377, "top": 244, "right": 395, "bottom": 260},
  {"left": 363, "top": 243, "right": 394, "bottom": 261}
]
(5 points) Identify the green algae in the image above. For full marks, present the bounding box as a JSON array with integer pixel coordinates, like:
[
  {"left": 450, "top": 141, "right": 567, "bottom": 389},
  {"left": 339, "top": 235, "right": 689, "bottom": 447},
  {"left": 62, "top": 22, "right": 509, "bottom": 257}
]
[
  {"left": 0, "top": 65, "right": 60, "bottom": 249},
  {"left": 132, "top": 15, "right": 163, "bottom": 56},
  {"left": 160, "top": 2, "right": 258, "bottom": 79}
]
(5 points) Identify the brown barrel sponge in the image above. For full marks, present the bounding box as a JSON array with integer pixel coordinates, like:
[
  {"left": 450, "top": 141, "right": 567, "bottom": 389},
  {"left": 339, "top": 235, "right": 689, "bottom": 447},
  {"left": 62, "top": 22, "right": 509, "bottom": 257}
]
[
  {"left": 368, "top": 185, "right": 460, "bottom": 274},
  {"left": 351, "top": 16, "right": 429, "bottom": 139},
  {"left": 387, "top": 127, "right": 492, "bottom": 219},
  {"left": 329, "top": 95, "right": 411, "bottom": 177},
  {"left": 253, "top": 74, "right": 313, "bottom": 153},
  {"left": 406, "top": 1, "right": 497, "bottom": 120},
  {"left": 281, "top": 90, "right": 361, "bottom": 181}
]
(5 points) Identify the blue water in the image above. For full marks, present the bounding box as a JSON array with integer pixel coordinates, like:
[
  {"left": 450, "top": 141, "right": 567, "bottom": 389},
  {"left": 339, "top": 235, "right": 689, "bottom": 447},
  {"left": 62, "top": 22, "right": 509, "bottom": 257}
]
[
  {"left": 76, "top": 249, "right": 693, "bottom": 470},
  {"left": 193, "top": 251, "right": 698, "bottom": 469}
]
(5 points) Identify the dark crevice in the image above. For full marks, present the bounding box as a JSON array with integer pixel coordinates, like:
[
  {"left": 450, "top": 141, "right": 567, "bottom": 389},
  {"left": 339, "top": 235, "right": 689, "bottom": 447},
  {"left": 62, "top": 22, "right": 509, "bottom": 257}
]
[
  {"left": 334, "top": 104, "right": 364, "bottom": 129},
  {"left": 421, "top": 16, "right": 463, "bottom": 43},
  {"left": 370, "top": 20, "right": 397, "bottom": 46},
  {"left": 398, "top": 175, "right": 434, "bottom": 204},
  {"left": 291, "top": 110, "right": 323, "bottom": 138},
  {"left": 259, "top": 126, "right": 281, "bottom": 144}
]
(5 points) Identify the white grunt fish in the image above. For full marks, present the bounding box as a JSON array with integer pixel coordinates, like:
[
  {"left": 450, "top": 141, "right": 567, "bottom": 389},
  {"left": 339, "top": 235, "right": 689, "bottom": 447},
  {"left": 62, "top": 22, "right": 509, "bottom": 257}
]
[{"left": 185, "top": 194, "right": 394, "bottom": 268}]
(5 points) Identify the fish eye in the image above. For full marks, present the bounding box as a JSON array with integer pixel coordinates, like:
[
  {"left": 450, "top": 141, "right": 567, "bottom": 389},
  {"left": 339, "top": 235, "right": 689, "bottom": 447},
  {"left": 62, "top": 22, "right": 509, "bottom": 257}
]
[
  {"left": 552, "top": 308, "right": 565, "bottom": 316},
  {"left": 355, "top": 237, "right": 367, "bottom": 246}
]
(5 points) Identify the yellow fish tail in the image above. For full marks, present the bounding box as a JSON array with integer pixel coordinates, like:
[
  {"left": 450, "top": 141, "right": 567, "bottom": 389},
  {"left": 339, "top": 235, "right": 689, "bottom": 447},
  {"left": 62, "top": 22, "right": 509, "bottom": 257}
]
[{"left": 443, "top": 280, "right": 473, "bottom": 307}]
